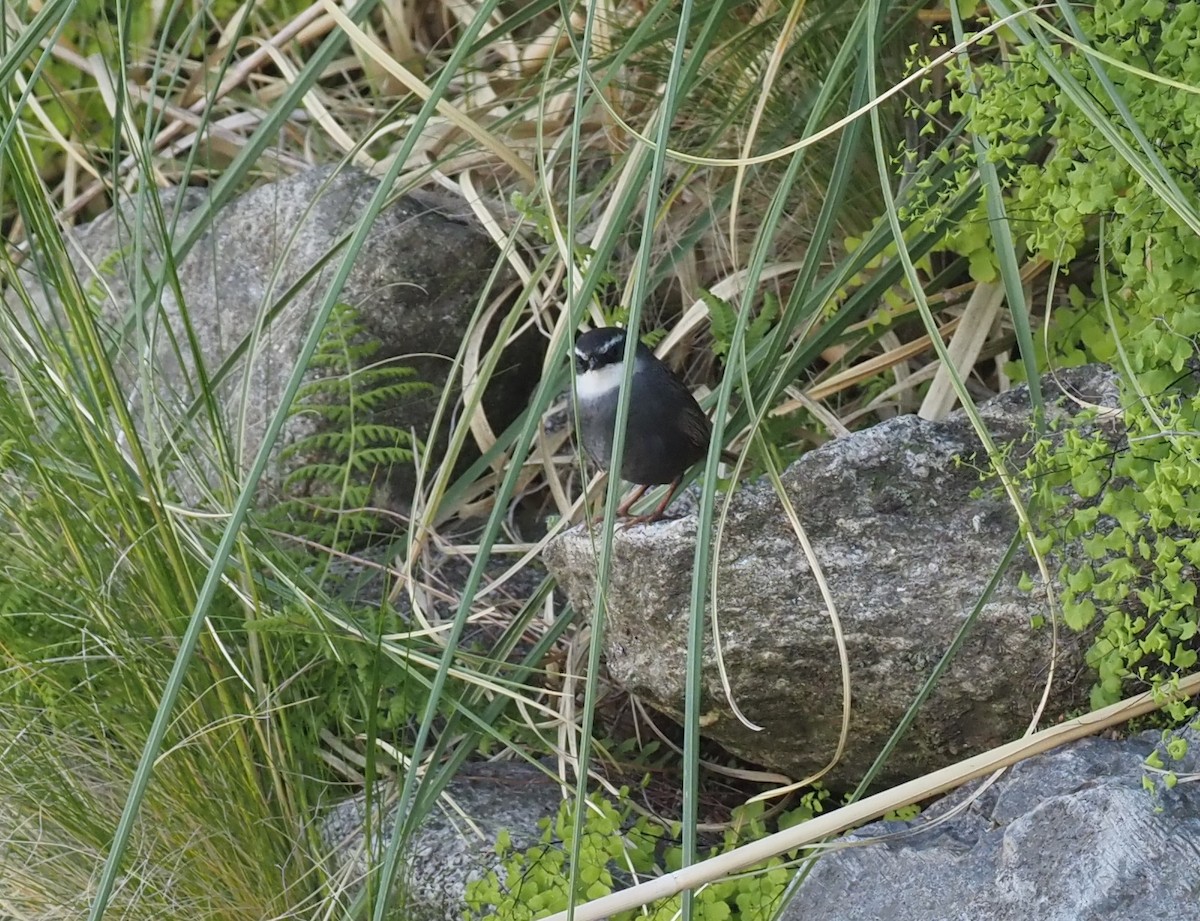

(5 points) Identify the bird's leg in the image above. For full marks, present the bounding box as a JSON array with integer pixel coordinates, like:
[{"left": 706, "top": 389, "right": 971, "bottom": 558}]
[
  {"left": 592, "top": 483, "right": 649, "bottom": 525},
  {"left": 646, "top": 478, "right": 682, "bottom": 522},
  {"left": 620, "top": 477, "right": 682, "bottom": 529},
  {"left": 615, "top": 483, "right": 649, "bottom": 518}
]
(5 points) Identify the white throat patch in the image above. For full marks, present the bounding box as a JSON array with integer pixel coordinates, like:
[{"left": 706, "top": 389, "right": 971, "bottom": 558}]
[{"left": 575, "top": 361, "right": 627, "bottom": 402}]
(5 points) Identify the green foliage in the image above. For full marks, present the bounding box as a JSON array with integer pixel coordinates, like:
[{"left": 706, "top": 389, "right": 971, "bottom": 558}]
[
  {"left": 1022, "top": 409, "right": 1200, "bottom": 711},
  {"left": 0, "top": 362, "right": 197, "bottom": 725},
  {"left": 241, "top": 591, "right": 458, "bottom": 749},
  {"left": 7, "top": 0, "right": 314, "bottom": 195},
  {"left": 0, "top": 293, "right": 430, "bottom": 759},
  {"left": 511, "top": 191, "right": 617, "bottom": 293},
  {"left": 882, "top": 803, "right": 921, "bottom": 822},
  {"left": 465, "top": 788, "right": 830, "bottom": 921},
  {"left": 1143, "top": 730, "right": 1191, "bottom": 799},
  {"left": 912, "top": 1, "right": 1200, "bottom": 370},
  {"left": 905, "top": 0, "right": 1200, "bottom": 710},
  {"left": 708, "top": 290, "right": 780, "bottom": 362},
  {"left": 0, "top": 387, "right": 90, "bottom": 716},
  {"left": 0, "top": 299, "right": 321, "bottom": 916},
  {"left": 269, "top": 301, "right": 431, "bottom": 549},
  {"left": 245, "top": 303, "right": 464, "bottom": 746}
]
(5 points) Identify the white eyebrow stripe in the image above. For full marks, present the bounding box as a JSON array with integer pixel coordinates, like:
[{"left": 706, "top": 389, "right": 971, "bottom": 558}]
[
  {"left": 576, "top": 333, "right": 627, "bottom": 364},
  {"left": 574, "top": 362, "right": 625, "bottom": 400},
  {"left": 598, "top": 336, "right": 625, "bottom": 354}
]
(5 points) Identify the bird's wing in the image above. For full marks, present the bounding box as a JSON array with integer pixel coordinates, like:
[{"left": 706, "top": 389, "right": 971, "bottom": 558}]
[
  {"left": 666, "top": 375, "right": 713, "bottom": 451},
  {"left": 680, "top": 407, "right": 713, "bottom": 454}
]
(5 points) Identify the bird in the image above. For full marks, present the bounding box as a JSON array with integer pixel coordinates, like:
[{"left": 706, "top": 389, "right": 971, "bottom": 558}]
[{"left": 572, "top": 326, "right": 732, "bottom": 526}]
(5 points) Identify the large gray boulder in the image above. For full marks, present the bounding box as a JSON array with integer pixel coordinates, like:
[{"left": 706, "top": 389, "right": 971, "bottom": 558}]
[
  {"left": 545, "top": 365, "right": 1122, "bottom": 787},
  {"left": 14, "top": 166, "right": 540, "bottom": 515},
  {"left": 783, "top": 729, "right": 1200, "bottom": 921}
]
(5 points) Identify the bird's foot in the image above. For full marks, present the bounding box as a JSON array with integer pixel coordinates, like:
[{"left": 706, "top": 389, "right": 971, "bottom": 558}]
[
  {"left": 588, "top": 484, "right": 648, "bottom": 525},
  {"left": 587, "top": 480, "right": 685, "bottom": 529},
  {"left": 615, "top": 483, "right": 649, "bottom": 518},
  {"left": 618, "top": 508, "right": 672, "bottom": 530},
  {"left": 618, "top": 478, "right": 683, "bottom": 529}
]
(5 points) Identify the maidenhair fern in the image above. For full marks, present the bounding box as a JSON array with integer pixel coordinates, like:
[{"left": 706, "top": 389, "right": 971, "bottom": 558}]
[
  {"left": 905, "top": 0, "right": 1200, "bottom": 711},
  {"left": 465, "top": 789, "right": 827, "bottom": 921}
]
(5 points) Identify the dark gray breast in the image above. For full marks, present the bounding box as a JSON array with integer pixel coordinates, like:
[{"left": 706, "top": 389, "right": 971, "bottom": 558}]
[{"left": 577, "top": 355, "right": 711, "bottom": 486}]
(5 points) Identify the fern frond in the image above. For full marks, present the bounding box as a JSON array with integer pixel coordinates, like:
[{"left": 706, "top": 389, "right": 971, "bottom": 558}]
[{"left": 267, "top": 302, "right": 429, "bottom": 548}]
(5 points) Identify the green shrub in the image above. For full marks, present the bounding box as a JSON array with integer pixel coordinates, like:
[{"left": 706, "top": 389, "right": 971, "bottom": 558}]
[
  {"left": 465, "top": 788, "right": 830, "bottom": 921},
  {"left": 907, "top": 0, "right": 1200, "bottom": 710}
]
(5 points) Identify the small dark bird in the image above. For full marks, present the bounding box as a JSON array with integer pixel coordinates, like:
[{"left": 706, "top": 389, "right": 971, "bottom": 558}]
[{"left": 572, "top": 326, "right": 730, "bottom": 525}]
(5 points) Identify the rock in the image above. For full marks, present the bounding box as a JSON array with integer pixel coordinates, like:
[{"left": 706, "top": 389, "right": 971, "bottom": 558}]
[
  {"left": 321, "top": 761, "right": 562, "bottom": 921},
  {"left": 544, "top": 365, "right": 1122, "bottom": 787},
  {"left": 13, "top": 166, "right": 540, "bottom": 516},
  {"left": 782, "top": 729, "right": 1200, "bottom": 921}
]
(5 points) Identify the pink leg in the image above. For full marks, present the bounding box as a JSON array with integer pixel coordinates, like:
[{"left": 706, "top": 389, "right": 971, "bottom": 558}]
[
  {"left": 592, "top": 483, "right": 649, "bottom": 525},
  {"left": 616, "top": 483, "right": 650, "bottom": 517}
]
